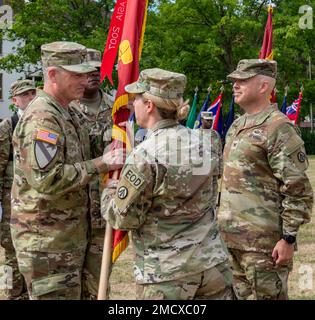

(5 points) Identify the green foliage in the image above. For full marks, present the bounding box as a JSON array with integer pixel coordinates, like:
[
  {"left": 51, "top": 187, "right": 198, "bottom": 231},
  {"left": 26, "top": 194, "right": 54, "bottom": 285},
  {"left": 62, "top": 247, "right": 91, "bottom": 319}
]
[
  {"left": 301, "top": 128, "right": 315, "bottom": 155},
  {"left": 0, "top": 0, "right": 114, "bottom": 74},
  {"left": 9, "top": 104, "right": 17, "bottom": 113},
  {"left": 142, "top": 0, "right": 315, "bottom": 115},
  {"left": 1, "top": 0, "right": 314, "bottom": 117}
]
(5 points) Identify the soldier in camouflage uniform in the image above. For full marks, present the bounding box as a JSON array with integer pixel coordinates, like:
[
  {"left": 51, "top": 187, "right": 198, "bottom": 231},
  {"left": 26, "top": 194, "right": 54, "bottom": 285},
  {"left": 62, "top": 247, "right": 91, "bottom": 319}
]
[
  {"left": 11, "top": 42, "right": 124, "bottom": 300},
  {"left": 218, "top": 59, "right": 314, "bottom": 300},
  {"left": 69, "top": 48, "right": 113, "bottom": 299},
  {"left": 0, "top": 80, "right": 36, "bottom": 299},
  {"left": 101, "top": 68, "right": 233, "bottom": 300}
]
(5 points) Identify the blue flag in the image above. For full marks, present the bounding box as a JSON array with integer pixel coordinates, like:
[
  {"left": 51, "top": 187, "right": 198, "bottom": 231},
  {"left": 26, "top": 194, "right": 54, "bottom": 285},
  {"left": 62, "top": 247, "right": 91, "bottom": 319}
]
[
  {"left": 194, "top": 93, "right": 211, "bottom": 129},
  {"left": 223, "top": 96, "right": 235, "bottom": 139},
  {"left": 280, "top": 95, "right": 287, "bottom": 114}
]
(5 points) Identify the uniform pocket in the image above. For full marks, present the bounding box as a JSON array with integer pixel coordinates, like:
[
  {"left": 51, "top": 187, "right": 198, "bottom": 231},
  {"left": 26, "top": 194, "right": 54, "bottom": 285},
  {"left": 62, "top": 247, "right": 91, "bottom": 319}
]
[
  {"left": 31, "top": 270, "right": 80, "bottom": 297},
  {"left": 254, "top": 270, "right": 283, "bottom": 300}
]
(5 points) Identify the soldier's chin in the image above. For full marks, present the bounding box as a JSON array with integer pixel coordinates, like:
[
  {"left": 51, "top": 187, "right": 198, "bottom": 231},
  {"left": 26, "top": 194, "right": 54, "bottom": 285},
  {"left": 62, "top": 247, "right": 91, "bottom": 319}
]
[
  {"left": 74, "top": 91, "right": 85, "bottom": 100},
  {"left": 87, "top": 82, "right": 99, "bottom": 90}
]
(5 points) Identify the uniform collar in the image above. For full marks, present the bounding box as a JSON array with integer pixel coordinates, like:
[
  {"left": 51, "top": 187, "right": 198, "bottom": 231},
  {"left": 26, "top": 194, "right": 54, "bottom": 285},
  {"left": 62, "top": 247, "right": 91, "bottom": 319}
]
[
  {"left": 146, "top": 119, "right": 178, "bottom": 139},
  {"left": 80, "top": 89, "right": 112, "bottom": 116},
  {"left": 239, "top": 104, "right": 276, "bottom": 129},
  {"left": 38, "top": 89, "right": 72, "bottom": 120}
]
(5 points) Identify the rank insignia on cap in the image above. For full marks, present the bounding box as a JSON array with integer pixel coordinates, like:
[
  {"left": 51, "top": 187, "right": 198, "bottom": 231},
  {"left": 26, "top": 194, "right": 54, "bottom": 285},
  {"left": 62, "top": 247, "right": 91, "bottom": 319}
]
[{"left": 36, "top": 129, "right": 59, "bottom": 145}]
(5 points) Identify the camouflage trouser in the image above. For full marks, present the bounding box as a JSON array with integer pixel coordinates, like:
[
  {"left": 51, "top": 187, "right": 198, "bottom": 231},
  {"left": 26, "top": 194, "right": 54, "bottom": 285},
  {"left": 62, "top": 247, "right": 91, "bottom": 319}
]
[
  {"left": 0, "top": 189, "right": 28, "bottom": 300},
  {"left": 228, "top": 248, "right": 292, "bottom": 300},
  {"left": 136, "top": 261, "right": 234, "bottom": 300},
  {"left": 82, "top": 227, "right": 112, "bottom": 300},
  {"left": 16, "top": 248, "right": 86, "bottom": 300}
]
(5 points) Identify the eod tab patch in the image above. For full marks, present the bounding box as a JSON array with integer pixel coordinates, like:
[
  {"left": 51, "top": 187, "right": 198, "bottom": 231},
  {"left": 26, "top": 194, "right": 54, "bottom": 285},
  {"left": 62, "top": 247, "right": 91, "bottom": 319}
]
[{"left": 123, "top": 168, "right": 144, "bottom": 190}]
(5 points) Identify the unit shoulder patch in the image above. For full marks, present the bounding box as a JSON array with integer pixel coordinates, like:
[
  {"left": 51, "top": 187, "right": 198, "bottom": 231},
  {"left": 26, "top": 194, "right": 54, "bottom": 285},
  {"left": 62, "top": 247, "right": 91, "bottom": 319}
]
[
  {"left": 34, "top": 140, "right": 58, "bottom": 169},
  {"left": 297, "top": 151, "right": 306, "bottom": 163},
  {"left": 117, "top": 186, "right": 128, "bottom": 199}
]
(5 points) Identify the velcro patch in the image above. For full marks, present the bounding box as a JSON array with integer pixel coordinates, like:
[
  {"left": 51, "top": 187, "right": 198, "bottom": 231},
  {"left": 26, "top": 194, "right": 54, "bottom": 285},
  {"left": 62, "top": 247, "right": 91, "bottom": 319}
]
[
  {"left": 36, "top": 128, "right": 59, "bottom": 145},
  {"left": 117, "top": 186, "right": 129, "bottom": 199},
  {"left": 35, "top": 141, "right": 58, "bottom": 169},
  {"left": 297, "top": 151, "right": 306, "bottom": 163},
  {"left": 122, "top": 168, "right": 145, "bottom": 190}
]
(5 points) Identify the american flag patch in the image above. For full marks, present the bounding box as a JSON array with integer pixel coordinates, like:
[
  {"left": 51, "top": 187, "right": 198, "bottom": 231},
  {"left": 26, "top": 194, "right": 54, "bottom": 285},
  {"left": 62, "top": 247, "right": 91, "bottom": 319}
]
[{"left": 36, "top": 129, "right": 59, "bottom": 145}]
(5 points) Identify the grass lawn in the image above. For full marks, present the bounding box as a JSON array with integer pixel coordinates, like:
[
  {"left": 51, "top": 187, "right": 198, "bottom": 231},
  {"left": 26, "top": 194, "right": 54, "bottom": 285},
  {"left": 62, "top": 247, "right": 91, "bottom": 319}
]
[{"left": 1, "top": 159, "right": 315, "bottom": 300}]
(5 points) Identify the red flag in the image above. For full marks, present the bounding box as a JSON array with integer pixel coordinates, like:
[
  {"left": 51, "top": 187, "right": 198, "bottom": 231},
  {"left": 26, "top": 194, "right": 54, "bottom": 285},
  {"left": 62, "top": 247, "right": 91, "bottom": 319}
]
[
  {"left": 100, "top": 0, "right": 128, "bottom": 85},
  {"left": 259, "top": 5, "right": 276, "bottom": 103},
  {"left": 107, "top": 0, "right": 148, "bottom": 263},
  {"left": 259, "top": 5, "right": 273, "bottom": 60}
]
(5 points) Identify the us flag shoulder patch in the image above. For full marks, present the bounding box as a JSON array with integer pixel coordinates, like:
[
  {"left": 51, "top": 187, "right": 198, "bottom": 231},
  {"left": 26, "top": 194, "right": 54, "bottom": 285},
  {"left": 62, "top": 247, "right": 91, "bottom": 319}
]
[{"left": 36, "top": 128, "right": 59, "bottom": 145}]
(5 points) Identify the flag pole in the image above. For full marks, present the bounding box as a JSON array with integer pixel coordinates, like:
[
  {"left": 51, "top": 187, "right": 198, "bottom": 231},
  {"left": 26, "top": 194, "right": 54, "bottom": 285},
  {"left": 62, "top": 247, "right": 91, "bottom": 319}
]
[
  {"left": 97, "top": 170, "right": 119, "bottom": 300},
  {"left": 216, "top": 84, "right": 225, "bottom": 208},
  {"left": 97, "top": 223, "right": 113, "bottom": 300},
  {"left": 309, "top": 56, "right": 313, "bottom": 132}
]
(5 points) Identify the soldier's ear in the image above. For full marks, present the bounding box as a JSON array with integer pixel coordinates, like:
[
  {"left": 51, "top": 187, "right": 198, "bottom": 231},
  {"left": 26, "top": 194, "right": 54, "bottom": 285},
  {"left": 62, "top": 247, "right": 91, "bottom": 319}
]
[
  {"left": 259, "top": 80, "right": 270, "bottom": 95},
  {"left": 146, "top": 99, "right": 155, "bottom": 114},
  {"left": 47, "top": 67, "right": 58, "bottom": 83}
]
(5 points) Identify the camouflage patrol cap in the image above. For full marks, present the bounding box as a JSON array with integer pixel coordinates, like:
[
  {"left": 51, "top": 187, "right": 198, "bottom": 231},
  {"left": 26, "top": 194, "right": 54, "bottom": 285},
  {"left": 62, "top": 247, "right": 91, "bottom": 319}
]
[
  {"left": 41, "top": 41, "right": 96, "bottom": 74},
  {"left": 9, "top": 79, "right": 36, "bottom": 98},
  {"left": 201, "top": 111, "right": 213, "bottom": 120},
  {"left": 227, "top": 59, "right": 277, "bottom": 80},
  {"left": 86, "top": 48, "right": 102, "bottom": 68},
  {"left": 125, "top": 68, "right": 186, "bottom": 99}
]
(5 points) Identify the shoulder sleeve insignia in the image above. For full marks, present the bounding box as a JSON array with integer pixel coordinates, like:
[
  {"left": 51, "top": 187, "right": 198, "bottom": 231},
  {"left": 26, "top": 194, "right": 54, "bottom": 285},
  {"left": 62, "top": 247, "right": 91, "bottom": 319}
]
[
  {"left": 34, "top": 140, "right": 58, "bottom": 169},
  {"left": 117, "top": 186, "right": 129, "bottom": 199},
  {"left": 297, "top": 151, "right": 306, "bottom": 163},
  {"left": 35, "top": 128, "right": 59, "bottom": 145}
]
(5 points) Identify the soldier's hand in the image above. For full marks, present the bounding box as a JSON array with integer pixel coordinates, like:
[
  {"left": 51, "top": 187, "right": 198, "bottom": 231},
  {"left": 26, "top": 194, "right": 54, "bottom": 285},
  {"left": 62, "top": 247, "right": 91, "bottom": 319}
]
[
  {"left": 272, "top": 239, "right": 294, "bottom": 265},
  {"left": 102, "top": 148, "right": 126, "bottom": 172},
  {"left": 105, "top": 179, "right": 119, "bottom": 198}
]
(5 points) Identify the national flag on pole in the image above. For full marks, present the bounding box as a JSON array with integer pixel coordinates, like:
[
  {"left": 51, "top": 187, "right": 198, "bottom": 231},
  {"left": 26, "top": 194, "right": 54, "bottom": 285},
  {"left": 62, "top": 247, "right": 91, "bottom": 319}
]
[
  {"left": 280, "top": 94, "right": 287, "bottom": 114},
  {"left": 286, "top": 92, "right": 303, "bottom": 125},
  {"left": 259, "top": 5, "right": 276, "bottom": 103},
  {"left": 194, "top": 91, "right": 211, "bottom": 129},
  {"left": 101, "top": 0, "right": 148, "bottom": 263},
  {"left": 207, "top": 93, "right": 223, "bottom": 136},
  {"left": 223, "top": 96, "right": 235, "bottom": 139},
  {"left": 186, "top": 89, "right": 198, "bottom": 129}
]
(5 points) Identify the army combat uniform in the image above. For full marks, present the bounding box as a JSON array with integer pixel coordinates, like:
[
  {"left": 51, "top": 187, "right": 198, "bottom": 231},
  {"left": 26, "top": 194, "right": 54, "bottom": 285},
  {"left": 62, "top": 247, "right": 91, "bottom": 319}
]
[
  {"left": 219, "top": 59, "right": 313, "bottom": 300},
  {"left": 0, "top": 117, "right": 29, "bottom": 299},
  {"left": 0, "top": 80, "right": 36, "bottom": 300},
  {"left": 11, "top": 42, "right": 110, "bottom": 300},
  {"left": 70, "top": 89, "right": 113, "bottom": 299},
  {"left": 69, "top": 48, "right": 114, "bottom": 300},
  {"left": 102, "top": 68, "right": 233, "bottom": 300}
]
